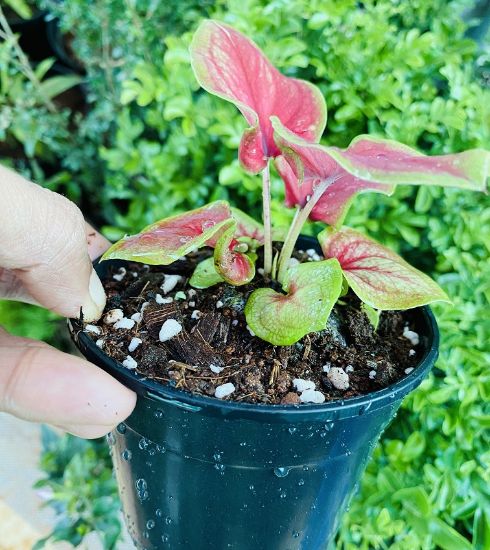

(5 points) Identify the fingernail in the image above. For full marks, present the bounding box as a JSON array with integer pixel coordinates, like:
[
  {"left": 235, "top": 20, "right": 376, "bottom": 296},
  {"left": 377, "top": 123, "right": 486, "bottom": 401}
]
[{"left": 82, "top": 268, "right": 107, "bottom": 322}]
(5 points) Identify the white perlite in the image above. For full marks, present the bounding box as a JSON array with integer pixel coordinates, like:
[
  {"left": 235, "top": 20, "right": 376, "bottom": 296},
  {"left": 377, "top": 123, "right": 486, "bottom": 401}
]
[
  {"left": 246, "top": 324, "right": 255, "bottom": 336},
  {"left": 140, "top": 301, "right": 150, "bottom": 312},
  {"left": 95, "top": 338, "right": 104, "bottom": 349},
  {"left": 215, "top": 383, "right": 235, "bottom": 399},
  {"left": 327, "top": 367, "right": 350, "bottom": 390},
  {"left": 293, "top": 378, "right": 316, "bottom": 392},
  {"left": 322, "top": 363, "right": 331, "bottom": 373},
  {"left": 114, "top": 317, "right": 135, "bottom": 330},
  {"left": 161, "top": 274, "right": 182, "bottom": 294},
  {"left": 113, "top": 267, "right": 126, "bottom": 282},
  {"left": 155, "top": 294, "right": 173, "bottom": 305},
  {"left": 216, "top": 300, "right": 224, "bottom": 309},
  {"left": 103, "top": 308, "right": 124, "bottom": 325},
  {"left": 84, "top": 324, "right": 101, "bottom": 335},
  {"left": 209, "top": 364, "right": 224, "bottom": 374},
  {"left": 122, "top": 355, "right": 138, "bottom": 369},
  {"left": 232, "top": 319, "right": 239, "bottom": 327},
  {"left": 189, "top": 301, "right": 196, "bottom": 308},
  {"left": 404, "top": 367, "right": 414, "bottom": 374},
  {"left": 191, "top": 310, "right": 202, "bottom": 319},
  {"left": 409, "top": 349, "right": 416, "bottom": 357},
  {"left": 188, "top": 289, "right": 197, "bottom": 298},
  {"left": 345, "top": 365, "right": 354, "bottom": 373},
  {"left": 128, "top": 337, "right": 142, "bottom": 352},
  {"left": 131, "top": 312, "right": 143, "bottom": 323},
  {"left": 403, "top": 326, "right": 420, "bottom": 346},
  {"left": 159, "top": 319, "right": 182, "bottom": 342},
  {"left": 300, "top": 389, "right": 326, "bottom": 404},
  {"left": 369, "top": 370, "right": 377, "bottom": 379}
]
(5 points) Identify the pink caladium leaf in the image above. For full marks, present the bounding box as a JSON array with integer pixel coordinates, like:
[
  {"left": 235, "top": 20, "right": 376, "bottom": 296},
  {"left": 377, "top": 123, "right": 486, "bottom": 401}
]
[
  {"left": 189, "top": 20, "right": 327, "bottom": 174},
  {"left": 101, "top": 201, "right": 232, "bottom": 264},
  {"left": 272, "top": 117, "right": 489, "bottom": 226},
  {"left": 245, "top": 259, "right": 343, "bottom": 345},
  {"left": 318, "top": 227, "right": 451, "bottom": 310},
  {"left": 214, "top": 221, "right": 255, "bottom": 285},
  {"left": 231, "top": 207, "right": 265, "bottom": 244}
]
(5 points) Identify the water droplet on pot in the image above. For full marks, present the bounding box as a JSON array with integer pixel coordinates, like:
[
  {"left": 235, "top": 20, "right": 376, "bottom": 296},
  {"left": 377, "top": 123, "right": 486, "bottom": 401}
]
[
  {"left": 302, "top": 465, "right": 309, "bottom": 472},
  {"left": 116, "top": 423, "right": 127, "bottom": 434},
  {"left": 161, "top": 534, "right": 169, "bottom": 543},
  {"left": 249, "top": 485, "right": 255, "bottom": 491},
  {"left": 278, "top": 489, "right": 287, "bottom": 498},
  {"left": 165, "top": 516, "right": 172, "bottom": 525},
  {"left": 358, "top": 405, "right": 366, "bottom": 416},
  {"left": 156, "top": 509, "right": 163, "bottom": 518},
  {"left": 139, "top": 438, "right": 149, "bottom": 450},
  {"left": 213, "top": 452, "right": 222, "bottom": 461},
  {"left": 298, "top": 479, "right": 305, "bottom": 486},
  {"left": 214, "top": 463, "right": 225, "bottom": 473},
  {"left": 154, "top": 409, "right": 164, "bottom": 419},
  {"left": 149, "top": 448, "right": 156, "bottom": 456},
  {"left": 288, "top": 427, "right": 297, "bottom": 434},
  {"left": 292, "top": 530, "right": 300, "bottom": 538},
  {"left": 136, "top": 479, "right": 147, "bottom": 490},
  {"left": 239, "top": 442, "right": 247, "bottom": 447},
  {"left": 146, "top": 519, "right": 155, "bottom": 530},
  {"left": 121, "top": 449, "right": 132, "bottom": 461},
  {"left": 324, "top": 422, "right": 334, "bottom": 431},
  {"left": 274, "top": 467, "right": 290, "bottom": 478},
  {"left": 143, "top": 530, "right": 150, "bottom": 539}
]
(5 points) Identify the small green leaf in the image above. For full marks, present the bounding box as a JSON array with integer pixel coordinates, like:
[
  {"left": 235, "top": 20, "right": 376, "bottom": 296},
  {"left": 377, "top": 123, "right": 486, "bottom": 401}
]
[
  {"left": 245, "top": 259, "right": 343, "bottom": 345},
  {"left": 361, "top": 302, "right": 381, "bottom": 330},
  {"left": 429, "top": 518, "right": 473, "bottom": 550},
  {"left": 189, "top": 257, "right": 224, "bottom": 289},
  {"left": 38, "top": 75, "right": 83, "bottom": 100}
]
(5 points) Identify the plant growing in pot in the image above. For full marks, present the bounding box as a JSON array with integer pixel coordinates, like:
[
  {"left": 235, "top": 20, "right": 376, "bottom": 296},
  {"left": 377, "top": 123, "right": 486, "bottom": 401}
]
[{"left": 69, "top": 20, "right": 489, "bottom": 550}]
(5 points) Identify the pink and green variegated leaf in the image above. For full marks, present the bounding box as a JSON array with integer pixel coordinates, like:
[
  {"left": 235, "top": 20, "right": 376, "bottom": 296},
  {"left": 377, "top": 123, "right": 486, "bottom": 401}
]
[
  {"left": 245, "top": 259, "right": 343, "bottom": 345},
  {"left": 189, "top": 20, "right": 326, "bottom": 174},
  {"left": 272, "top": 117, "right": 489, "bottom": 226},
  {"left": 101, "top": 201, "right": 232, "bottom": 265},
  {"left": 318, "top": 227, "right": 451, "bottom": 310},
  {"left": 189, "top": 257, "right": 224, "bottom": 289},
  {"left": 214, "top": 221, "right": 255, "bottom": 285},
  {"left": 231, "top": 207, "right": 265, "bottom": 243}
]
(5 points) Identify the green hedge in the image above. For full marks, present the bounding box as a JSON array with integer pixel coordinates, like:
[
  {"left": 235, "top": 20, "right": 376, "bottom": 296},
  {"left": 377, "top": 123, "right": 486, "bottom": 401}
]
[{"left": 2, "top": 0, "right": 489, "bottom": 548}]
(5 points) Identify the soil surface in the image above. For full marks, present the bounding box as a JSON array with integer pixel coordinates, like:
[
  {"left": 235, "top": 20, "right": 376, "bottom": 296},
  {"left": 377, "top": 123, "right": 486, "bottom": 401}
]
[{"left": 80, "top": 249, "right": 422, "bottom": 405}]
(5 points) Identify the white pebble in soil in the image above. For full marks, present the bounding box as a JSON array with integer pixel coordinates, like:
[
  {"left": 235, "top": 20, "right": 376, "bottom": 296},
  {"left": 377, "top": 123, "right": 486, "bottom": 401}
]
[
  {"left": 103, "top": 308, "right": 124, "bottom": 325},
  {"left": 216, "top": 300, "right": 224, "bottom": 309},
  {"left": 122, "top": 355, "right": 138, "bottom": 370},
  {"left": 232, "top": 319, "right": 239, "bottom": 327},
  {"left": 368, "top": 370, "right": 377, "bottom": 379},
  {"left": 140, "top": 301, "right": 150, "bottom": 313},
  {"left": 404, "top": 367, "right": 414, "bottom": 374},
  {"left": 113, "top": 267, "right": 126, "bottom": 282},
  {"left": 409, "top": 349, "right": 416, "bottom": 357},
  {"left": 131, "top": 312, "right": 143, "bottom": 323},
  {"left": 345, "top": 365, "right": 354, "bottom": 373},
  {"left": 128, "top": 337, "right": 143, "bottom": 353},
  {"left": 155, "top": 294, "right": 173, "bottom": 305},
  {"left": 95, "top": 339, "right": 104, "bottom": 349},
  {"left": 189, "top": 301, "right": 196, "bottom": 308},
  {"left": 159, "top": 319, "right": 183, "bottom": 342},
  {"left": 293, "top": 378, "right": 316, "bottom": 392},
  {"left": 300, "top": 389, "right": 325, "bottom": 404},
  {"left": 114, "top": 317, "right": 136, "bottom": 330},
  {"left": 403, "top": 326, "right": 420, "bottom": 346},
  {"left": 191, "top": 310, "right": 202, "bottom": 320},
  {"left": 209, "top": 364, "right": 224, "bottom": 374},
  {"left": 161, "top": 274, "right": 182, "bottom": 294},
  {"left": 215, "top": 383, "right": 235, "bottom": 399},
  {"left": 188, "top": 289, "right": 197, "bottom": 298},
  {"left": 322, "top": 363, "right": 331, "bottom": 373},
  {"left": 327, "top": 367, "right": 350, "bottom": 390},
  {"left": 84, "top": 324, "right": 101, "bottom": 335}
]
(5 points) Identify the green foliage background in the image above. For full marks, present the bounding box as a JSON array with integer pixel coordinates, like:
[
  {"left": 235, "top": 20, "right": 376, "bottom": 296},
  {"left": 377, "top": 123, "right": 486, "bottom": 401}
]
[{"left": 0, "top": 0, "right": 489, "bottom": 548}]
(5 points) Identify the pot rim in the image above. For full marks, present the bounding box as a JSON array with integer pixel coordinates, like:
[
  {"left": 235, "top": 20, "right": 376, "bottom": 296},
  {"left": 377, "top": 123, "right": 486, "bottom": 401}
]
[{"left": 69, "top": 306, "right": 438, "bottom": 421}]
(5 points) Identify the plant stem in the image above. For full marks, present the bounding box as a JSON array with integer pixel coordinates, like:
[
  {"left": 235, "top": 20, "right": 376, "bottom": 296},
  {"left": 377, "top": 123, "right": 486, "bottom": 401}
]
[
  {"left": 276, "top": 174, "right": 342, "bottom": 284},
  {"left": 262, "top": 159, "right": 273, "bottom": 275},
  {"left": 0, "top": 7, "right": 57, "bottom": 113}
]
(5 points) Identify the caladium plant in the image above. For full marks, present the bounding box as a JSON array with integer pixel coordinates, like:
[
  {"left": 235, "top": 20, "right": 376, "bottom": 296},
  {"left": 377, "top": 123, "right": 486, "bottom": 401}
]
[{"left": 102, "top": 20, "right": 489, "bottom": 346}]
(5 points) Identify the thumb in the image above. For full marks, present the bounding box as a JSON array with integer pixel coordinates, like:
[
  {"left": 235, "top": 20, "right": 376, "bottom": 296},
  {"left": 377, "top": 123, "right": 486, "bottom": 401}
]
[
  {"left": 0, "top": 329, "right": 136, "bottom": 438},
  {"left": 0, "top": 165, "right": 105, "bottom": 321}
]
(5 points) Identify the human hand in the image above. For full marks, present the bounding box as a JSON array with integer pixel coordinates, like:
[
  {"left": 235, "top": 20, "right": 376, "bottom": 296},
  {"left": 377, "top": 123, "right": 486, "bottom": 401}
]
[{"left": 0, "top": 165, "right": 136, "bottom": 438}]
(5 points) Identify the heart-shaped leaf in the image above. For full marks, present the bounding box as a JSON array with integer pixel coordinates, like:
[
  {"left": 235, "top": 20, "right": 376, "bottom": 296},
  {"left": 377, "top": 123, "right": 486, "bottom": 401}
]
[
  {"left": 273, "top": 117, "right": 489, "bottom": 226},
  {"left": 189, "top": 257, "right": 224, "bottom": 289},
  {"left": 214, "top": 221, "right": 255, "bottom": 285},
  {"left": 101, "top": 201, "right": 232, "bottom": 264},
  {"left": 319, "top": 227, "right": 451, "bottom": 310},
  {"left": 190, "top": 20, "right": 326, "bottom": 174},
  {"left": 245, "top": 259, "right": 343, "bottom": 345}
]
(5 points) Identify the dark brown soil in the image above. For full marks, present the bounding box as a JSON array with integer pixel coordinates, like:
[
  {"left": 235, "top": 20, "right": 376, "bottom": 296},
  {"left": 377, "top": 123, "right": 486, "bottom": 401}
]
[{"left": 81, "top": 250, "right": 421, "bottom": 405}]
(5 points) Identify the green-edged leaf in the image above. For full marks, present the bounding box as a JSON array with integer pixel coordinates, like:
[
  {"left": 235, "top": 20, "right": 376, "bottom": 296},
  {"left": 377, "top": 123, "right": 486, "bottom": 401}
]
[
  {"left": 245, "top": 259, "right": 343, "bottom": 345},
  {"left": 319, "top": 226, "right": 451, "bottom": 310},
  {"left": 214, "top": 221, "right": 255, "bottom": 285},
  {"left": 272, "top": 117, "right": 489, "bottom": 226},
  {"left": 231, "top": 207, "right": 265, "bottom": 243},
  {"left": 189, "top": 257, "right": 224, "bottom": 289},
  {"left": 101, "top": 201, "right": 232, "bottom": 265}
]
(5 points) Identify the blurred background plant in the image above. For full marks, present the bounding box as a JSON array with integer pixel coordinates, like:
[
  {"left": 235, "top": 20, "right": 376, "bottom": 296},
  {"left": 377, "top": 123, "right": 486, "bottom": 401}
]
[{"left": 0, "top": 0, "right": 488, "bottom": 548}]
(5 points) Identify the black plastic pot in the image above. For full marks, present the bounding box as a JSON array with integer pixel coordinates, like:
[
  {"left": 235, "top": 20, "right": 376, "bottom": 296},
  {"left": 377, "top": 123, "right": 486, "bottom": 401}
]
[{"left": 69, "top": 237, "right": 439, "bottom": 550}]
